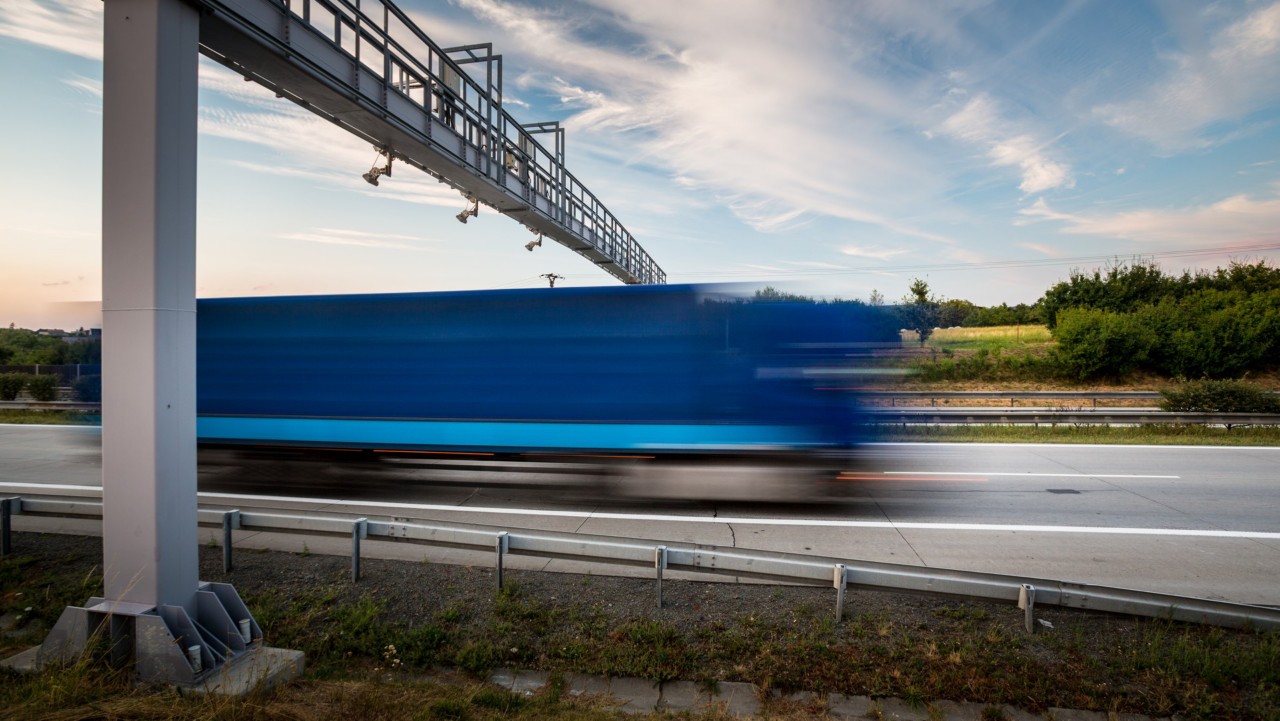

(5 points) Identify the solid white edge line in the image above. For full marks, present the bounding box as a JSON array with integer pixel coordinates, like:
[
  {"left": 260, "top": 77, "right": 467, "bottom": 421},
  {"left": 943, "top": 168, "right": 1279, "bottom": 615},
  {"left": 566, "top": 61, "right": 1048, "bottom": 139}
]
[
  {"left": 883, "top": 471, "right": 1180, "bottom": 479},
  {"left": 867, "top": 442, "right": 1280, "bottom": 451},
  {"left": 194, "top": 491, "right": 1280, "bottom": 540}
]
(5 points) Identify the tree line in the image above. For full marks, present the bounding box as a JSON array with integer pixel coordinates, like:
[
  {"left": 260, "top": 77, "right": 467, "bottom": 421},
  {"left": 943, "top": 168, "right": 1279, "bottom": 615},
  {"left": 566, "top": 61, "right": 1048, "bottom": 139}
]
[
  {"left": 756, "top": 258, "right": 1280, "bottom": 381},
  {"left": 0, "top": 328, "right": 101, "bottom": 366}
]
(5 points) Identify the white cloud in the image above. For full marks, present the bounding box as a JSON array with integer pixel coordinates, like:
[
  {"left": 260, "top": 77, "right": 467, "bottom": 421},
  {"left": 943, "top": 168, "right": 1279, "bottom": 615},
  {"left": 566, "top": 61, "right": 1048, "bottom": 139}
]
[
  {"left": 1018, "top": 242, "right": 1064, "bottom": 258},
  {"left": 0, "top": 0, "right": 102, "bottom": 60},
  {"left": 935, "top": 94, "right": 1074, "bottom": 194},
  {"left": 62, "top": 73, "right": 101, "bottom": 97},
  {"left": 280, "top": 228, "right": 434, "bottom": 251},
  {"left": 841, "top": 245, "right": 909, "bottom": 261},
  {"left": 1017, "top": 190, "right": 1280, "bottom": 246},
  {"left": 1093, "top": 2, "right": 1280, "bottom": 149},
  {"left": 445, "top": 0, "right": 956, "bottom": 243}
]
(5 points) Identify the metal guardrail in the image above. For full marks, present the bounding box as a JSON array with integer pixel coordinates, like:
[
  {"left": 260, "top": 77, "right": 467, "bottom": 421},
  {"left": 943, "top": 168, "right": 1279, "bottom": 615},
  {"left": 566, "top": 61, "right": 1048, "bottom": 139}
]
[
  {"left": 0, "top": 401, "right": 100, "bottom": 412},
  {"left": 7, "top": 400, "right": 1278, "bottom": 427},
  {"left": 4, "top": 492, "right": 1278, "bottom": 633}
]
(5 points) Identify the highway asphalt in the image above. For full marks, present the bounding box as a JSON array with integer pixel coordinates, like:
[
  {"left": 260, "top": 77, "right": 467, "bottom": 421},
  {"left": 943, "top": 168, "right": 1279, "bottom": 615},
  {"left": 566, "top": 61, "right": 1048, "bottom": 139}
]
[{"left": 3, "top": 424, "right": 1278, "bottom": 605}]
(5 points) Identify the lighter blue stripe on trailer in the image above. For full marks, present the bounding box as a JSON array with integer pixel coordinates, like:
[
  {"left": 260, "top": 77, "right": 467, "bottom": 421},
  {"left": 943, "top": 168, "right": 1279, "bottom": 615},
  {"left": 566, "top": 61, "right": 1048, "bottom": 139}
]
[{"left": 197, "top": 416, "right": 818, "bottom": 451}]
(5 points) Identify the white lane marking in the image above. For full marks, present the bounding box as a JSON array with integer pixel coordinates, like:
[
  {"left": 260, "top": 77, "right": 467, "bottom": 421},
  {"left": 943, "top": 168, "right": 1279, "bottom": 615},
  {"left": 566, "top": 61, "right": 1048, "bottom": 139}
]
[
  {"left": 870, "top": 442, "right": 1280, "bottom": 451},
  {"left": 884, "top": 471, "right": 1180, "bottom": 479},
  {"left": 0, "top": 482, "right": 100, "bottom": 493},
  {"left": 198, "top": 491, "right": 1280, "bottom": 540}
]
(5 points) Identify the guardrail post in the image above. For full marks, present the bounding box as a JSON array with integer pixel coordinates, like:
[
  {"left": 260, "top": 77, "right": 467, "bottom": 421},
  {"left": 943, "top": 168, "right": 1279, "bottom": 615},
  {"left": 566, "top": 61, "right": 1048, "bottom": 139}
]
[
  {"left": 1018, "top": 583, "right": 1036, "bottom": 633},
  {"left": 1, "top": 497, "right": 14, "bottom": 556},
  {"left": 495, "top": 532, "right": 509, "bottom": 590},
  {"left": 352, "top": 518, "right": 368, "bottom": 582},
  {"left": 833, "top": 564, "right": 847, "bottom": 622},
  {"left": 221, "top": 510, "right": 240, "bottom": 572},
  {"left": 655, "top": 545, "right": 668, "bottom": 609}
]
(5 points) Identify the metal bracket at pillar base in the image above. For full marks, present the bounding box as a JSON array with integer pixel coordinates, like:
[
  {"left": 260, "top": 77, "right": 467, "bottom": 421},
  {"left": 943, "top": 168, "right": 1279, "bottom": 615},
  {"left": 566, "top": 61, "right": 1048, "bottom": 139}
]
[{"left": 25, "top": 581, "right": 273, "bottom": 685}]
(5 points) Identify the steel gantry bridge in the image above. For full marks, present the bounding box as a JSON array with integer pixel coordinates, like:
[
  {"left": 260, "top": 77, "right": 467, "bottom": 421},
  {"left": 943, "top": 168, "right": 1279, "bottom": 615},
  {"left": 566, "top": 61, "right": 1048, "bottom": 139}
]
[
  {"left": 198, "top": 0, "right": 664, "bottom": 285},
  {"left": 17, "top": 0, "right": 662, "bottom": 689}
]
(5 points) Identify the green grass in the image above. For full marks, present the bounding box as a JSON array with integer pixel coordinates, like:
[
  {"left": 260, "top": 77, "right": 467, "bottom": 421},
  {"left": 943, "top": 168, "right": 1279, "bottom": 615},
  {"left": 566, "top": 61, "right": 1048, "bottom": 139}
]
[
  {"left": 904, "top": 324, "right": 1054, "bottom": 353},
  {"left": 0, "top": 409, "right": 99, "bottom": 425},
  {"left": 879, "top": 424, "right": 1280, "bottom": 446},
  {"left": 6, "top": 542, "right": 1279, "bottom": 720}
]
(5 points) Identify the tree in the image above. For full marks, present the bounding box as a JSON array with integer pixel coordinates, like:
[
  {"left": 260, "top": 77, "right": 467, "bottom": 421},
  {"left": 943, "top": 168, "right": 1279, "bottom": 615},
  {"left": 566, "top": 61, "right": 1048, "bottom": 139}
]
[
  {"left": 868, "top": 289, "right": 884, "bottom": 306},
  {"left": 899, "top": 278, "right": 940, "bottom": 347},
  {"left": 753, "top": 286, "right": 815, "bottom": 303}
]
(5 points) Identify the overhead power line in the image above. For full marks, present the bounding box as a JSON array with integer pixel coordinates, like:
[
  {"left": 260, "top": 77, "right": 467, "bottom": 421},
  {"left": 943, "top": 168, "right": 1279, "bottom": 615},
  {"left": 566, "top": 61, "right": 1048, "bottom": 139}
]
[{"left": 665, "top": 242, "right": 1280, "bottom": 281}]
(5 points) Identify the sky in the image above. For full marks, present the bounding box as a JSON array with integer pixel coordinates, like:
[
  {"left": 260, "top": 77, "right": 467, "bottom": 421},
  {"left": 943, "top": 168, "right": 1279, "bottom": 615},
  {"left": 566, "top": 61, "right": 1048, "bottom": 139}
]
[{"left": 2, "top": 0, "right": 1279, "bottom": 330}]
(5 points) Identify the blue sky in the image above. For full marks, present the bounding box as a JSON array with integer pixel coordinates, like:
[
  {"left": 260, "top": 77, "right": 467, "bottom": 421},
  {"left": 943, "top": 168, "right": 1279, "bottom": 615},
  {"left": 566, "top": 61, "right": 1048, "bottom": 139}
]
[{"left": 2, "top": 0, "right": 1279, "bottom": 329}]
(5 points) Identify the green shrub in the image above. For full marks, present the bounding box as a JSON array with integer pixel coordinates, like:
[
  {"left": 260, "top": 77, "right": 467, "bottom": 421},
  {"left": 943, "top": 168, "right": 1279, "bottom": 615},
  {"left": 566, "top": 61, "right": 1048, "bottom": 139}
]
[
  {"left": 0, "top": 373, "right": 29, "bottom": 401},
  {"left": 72, "top": 374, "right": 101, "bottom": 403},
  {"left": 26, "top": 374, "right": 60, "bottom": 402},
  {"left": 1051, "top": 308, "right": 1156, "bottom": 380},
  {"left": 1160, "top": 380, "right": 1280, "bottom": 413}
]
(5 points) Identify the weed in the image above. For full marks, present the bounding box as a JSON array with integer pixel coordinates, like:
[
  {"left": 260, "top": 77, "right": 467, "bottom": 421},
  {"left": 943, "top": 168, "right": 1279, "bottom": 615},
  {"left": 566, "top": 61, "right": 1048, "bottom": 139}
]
[{"left": 469, "top": 686, "right": 526, "bottom": 713}]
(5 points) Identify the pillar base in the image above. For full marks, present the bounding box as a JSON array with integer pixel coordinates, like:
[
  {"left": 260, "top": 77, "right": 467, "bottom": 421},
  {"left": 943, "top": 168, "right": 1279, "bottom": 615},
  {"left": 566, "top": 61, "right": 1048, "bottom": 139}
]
[{"left": 1, "top": 581, "right": 301, "bottom": 694}]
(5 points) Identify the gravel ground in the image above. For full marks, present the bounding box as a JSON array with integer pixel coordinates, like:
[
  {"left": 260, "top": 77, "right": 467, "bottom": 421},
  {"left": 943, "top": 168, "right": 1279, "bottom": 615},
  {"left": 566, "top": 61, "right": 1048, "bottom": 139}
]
[{"left": 12, "top": 531, "right": 1092, "bottom": 662}]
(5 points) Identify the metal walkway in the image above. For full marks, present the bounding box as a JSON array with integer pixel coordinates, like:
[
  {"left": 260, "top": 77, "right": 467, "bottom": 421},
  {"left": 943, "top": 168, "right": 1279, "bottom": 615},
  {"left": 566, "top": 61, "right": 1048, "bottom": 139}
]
[{"left": 197, "top": 0, "right": 664, "bottom": 285}]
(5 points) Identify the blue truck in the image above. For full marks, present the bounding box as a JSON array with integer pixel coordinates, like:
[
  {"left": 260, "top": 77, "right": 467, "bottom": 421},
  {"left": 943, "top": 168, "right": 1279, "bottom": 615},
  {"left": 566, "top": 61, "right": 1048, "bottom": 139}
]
[{"left": 196, "top": 284, "right": 894, "bottom": 499}]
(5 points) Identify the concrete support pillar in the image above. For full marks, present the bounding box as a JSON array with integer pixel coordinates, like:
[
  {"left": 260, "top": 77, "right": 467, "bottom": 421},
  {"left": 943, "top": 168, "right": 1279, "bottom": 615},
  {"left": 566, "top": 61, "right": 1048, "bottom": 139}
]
[{"left": 101, "top": 0, "right": 200, "bottom": 613}]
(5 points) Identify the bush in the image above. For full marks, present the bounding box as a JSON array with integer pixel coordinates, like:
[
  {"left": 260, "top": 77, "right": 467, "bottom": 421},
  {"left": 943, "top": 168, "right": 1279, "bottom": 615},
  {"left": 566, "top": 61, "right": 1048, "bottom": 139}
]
[
  {"left": 1052, "top": 308, "right": 1156, "bottom": 380},
  {"left": 26, "top": 374, "right": 60, "bottom": 402},
  {"left": 72, "top": 374, "right": 101, "bottom": 403},
  {"left": 0, "top": 373, "right": 29, "bottom": 401},
  {"left": 1160, "top": 380, "right": 1280, "bottom": 413}
]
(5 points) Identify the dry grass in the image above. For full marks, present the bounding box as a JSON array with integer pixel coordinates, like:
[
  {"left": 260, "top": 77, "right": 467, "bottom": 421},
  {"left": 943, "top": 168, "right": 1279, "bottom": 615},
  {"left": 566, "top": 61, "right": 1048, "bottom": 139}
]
[{"left": 901, "top": 324, "right": 1054, "bottom": 350}]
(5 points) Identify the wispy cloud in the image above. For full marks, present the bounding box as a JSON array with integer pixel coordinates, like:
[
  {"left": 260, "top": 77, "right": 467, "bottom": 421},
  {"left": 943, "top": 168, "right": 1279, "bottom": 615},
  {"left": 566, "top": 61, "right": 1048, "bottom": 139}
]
[
  {"left": 445, "top": 0, "right": 956, "bottom": 242},
  {"left": 62, "top": 73, "right": 101, "bottom": 97},
  {"left": 933, "top": 93, "right": 1074, "bottom": 194},
  {"left": 280, "top": 228, "right": 435, "bottom": 251},
  {"left": 1093, "top": 2, "right": 1280, "bottom": 150},
  {"left": 1018, "top": 189, "right": 1280, "bottom": 245},
  {"left": 841, "top": 245, "right": 910, "bottom": 261},
  {"left": 1019, "top": 242, "right": 1064, "bottom": 258},
  {"left": 0, "top": 0, "right": 102, "bottom": 60}
]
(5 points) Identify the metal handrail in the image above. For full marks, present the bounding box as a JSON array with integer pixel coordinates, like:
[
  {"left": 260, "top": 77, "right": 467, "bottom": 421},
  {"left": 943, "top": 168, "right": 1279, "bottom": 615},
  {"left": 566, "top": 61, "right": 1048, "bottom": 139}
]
[
  {"left": 200, "top": 0, "right": 663, "bottom": 284},
  {"left": 4, "top": 492, "right": 1278, "bottom": 632}
]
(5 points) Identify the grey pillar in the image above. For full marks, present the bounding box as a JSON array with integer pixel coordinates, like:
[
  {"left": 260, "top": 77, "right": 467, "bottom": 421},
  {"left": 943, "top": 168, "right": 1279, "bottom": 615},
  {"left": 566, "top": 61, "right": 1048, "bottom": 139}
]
[{"left": 101, "top": 0, "right": 200, "bottom": 614}]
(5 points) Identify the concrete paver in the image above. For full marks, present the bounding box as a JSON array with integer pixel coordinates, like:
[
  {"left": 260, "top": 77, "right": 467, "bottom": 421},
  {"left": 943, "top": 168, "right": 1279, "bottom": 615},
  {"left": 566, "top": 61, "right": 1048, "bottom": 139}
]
[
  {"left": 609, "top": 676, "right": 660, "bottom": 713},
  {"left": 827, "top": 693, "right": 873, "bottom": 719},
  {"left": 1047, "top": 708, "right": 1109, "bottom": 721},
  {"left": 877, "top": 697, "right": 933, "bottom": 720}
]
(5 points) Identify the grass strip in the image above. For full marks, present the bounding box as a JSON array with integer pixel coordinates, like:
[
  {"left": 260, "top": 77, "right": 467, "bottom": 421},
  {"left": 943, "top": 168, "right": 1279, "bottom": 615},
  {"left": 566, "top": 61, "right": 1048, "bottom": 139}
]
[
  {"left": 0, "top": 409, "right": 99, "bottom": 425},
  {"left": 3, "top": 535, "right": 1278, "bottom": 720}
]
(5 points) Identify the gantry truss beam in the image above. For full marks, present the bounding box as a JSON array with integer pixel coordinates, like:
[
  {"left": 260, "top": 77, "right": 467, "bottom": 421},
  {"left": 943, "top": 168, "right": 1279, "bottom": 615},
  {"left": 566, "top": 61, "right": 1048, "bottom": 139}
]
[{"left": 196, "top": 0, "right": 665, "bottom": 285}]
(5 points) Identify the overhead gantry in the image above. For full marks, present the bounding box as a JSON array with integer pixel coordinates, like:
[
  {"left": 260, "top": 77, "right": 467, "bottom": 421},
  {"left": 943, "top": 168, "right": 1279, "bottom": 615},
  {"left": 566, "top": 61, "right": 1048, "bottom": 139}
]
[
  {"left": 25, "top": 0, "right": 663, "bottom": 690},
  {"left": 198, "top": 0, "right": 666, "bottom": 285}
]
